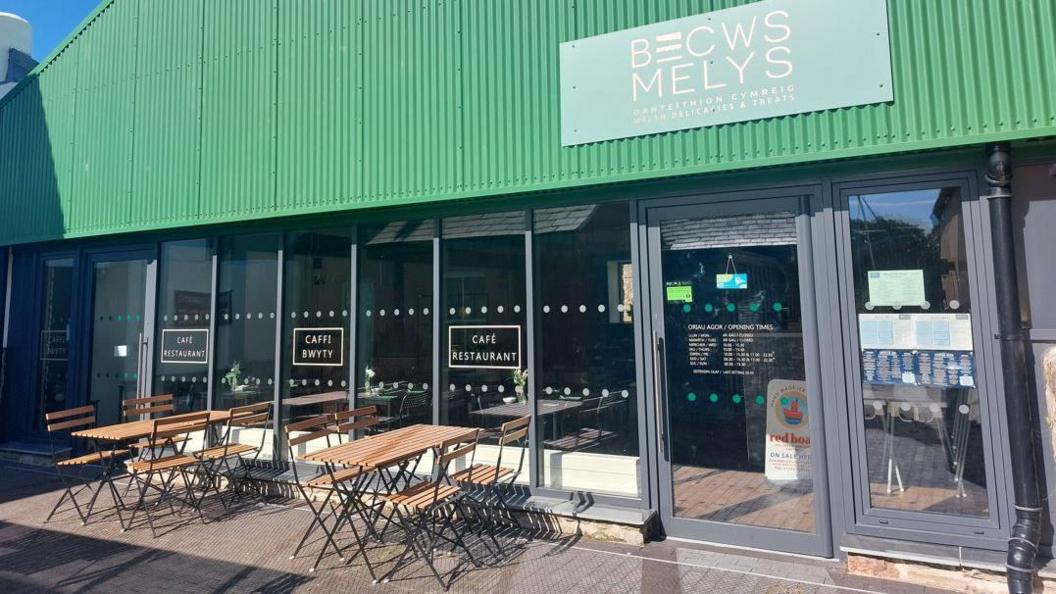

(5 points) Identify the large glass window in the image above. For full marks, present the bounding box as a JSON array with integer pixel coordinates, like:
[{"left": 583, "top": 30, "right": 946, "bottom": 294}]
[
  {"left": 282, "top": 230, "right": 352, "bottom": 428},
  {"left": 534, "top": 204, "right": 640, "bottom": 497},
  {"left": 154, "top": 240, "right": 214, "bottom": 413},
  {"left": 441, "top": 211, "right": 528, "bottom": 481},
  {"left": 356, "top": 221, "right": 433, "bottom": 431},
  {"left": 35, "top": 258, "right": 74, "bottom": 427},
  {"left": 849, "top": 187, "right": 988, "bottom": 517}
]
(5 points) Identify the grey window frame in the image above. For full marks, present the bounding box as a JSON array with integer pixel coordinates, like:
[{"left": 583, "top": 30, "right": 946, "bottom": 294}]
[{"left": 833, "top": 171, "right": 1010, "bottom": 546}]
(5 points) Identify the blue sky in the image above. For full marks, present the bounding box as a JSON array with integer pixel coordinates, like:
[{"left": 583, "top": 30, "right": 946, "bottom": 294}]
[{"left": 1, "top": 0, "right": 99, "bottom": 60}]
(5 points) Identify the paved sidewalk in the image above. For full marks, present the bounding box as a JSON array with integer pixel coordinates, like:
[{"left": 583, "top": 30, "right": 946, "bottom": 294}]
[{"left": 0, "top": 462, "right": 952, "bottom": 594}]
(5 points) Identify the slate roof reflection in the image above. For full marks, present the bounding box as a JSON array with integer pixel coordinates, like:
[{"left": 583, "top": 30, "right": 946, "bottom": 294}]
[
  {"left": 533, "top": 204, "right": 597, "bottom": 234},
  {"left": 662, "top": 212, "right": 797, "bottom": 250},
  {"left": 364, "top": 220, "right": 433, "bottom": 244},
  {"left": 442, "top": 211, "right": 527, "bottom": 238}
]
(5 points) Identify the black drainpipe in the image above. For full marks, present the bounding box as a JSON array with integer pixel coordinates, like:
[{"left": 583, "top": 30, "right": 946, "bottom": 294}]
[{"left": 985, "top": 143, "right": 1042, "bottom": 593}]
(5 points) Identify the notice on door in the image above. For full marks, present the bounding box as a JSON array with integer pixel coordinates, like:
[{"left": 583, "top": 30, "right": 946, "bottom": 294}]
[
  {"left": 448, "top": 325, "right": 521, "bottom": 370},
  {"left": 292, "top": 327, "right": 345, "bottom": 367},
  {"left": 764, "top": 379, "right": 812, "bottom": 482},
  {"left": 40, "top": 330, "right": 69, "bottom": 361},
  {"left": 160, "top": 329, "right": 209, "bottom": 364}
]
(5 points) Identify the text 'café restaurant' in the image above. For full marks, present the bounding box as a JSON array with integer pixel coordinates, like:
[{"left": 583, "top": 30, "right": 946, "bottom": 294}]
[{"left": 1, "top": 0, "right": 1055, "bottom": 585}]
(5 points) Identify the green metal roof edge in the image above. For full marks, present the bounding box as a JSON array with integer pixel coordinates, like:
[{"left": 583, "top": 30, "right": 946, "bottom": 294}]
[
  {"left": 0, "top": 0, "right": 115, "bottom": 112},
  {"left": 3, "top": 125, "right": 1052, "bottom": 248}
]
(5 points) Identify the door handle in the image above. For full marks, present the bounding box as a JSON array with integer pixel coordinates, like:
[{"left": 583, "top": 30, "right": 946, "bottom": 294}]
[{"left": 653, "top": 331, "right": 666, "bottom": 458}]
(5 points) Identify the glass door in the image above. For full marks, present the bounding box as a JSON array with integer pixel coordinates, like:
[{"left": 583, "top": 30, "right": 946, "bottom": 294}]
[
  {"left": 646, "top": 194, "right": 831, "bottom": 555},
  {"left": 83, "top": 250, "right": 156, "bottom": 427}
]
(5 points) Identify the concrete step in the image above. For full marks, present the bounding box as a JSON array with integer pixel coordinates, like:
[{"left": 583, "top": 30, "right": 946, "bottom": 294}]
[{"left": 0, "top": 441, "right": 62, "bottom": 467}]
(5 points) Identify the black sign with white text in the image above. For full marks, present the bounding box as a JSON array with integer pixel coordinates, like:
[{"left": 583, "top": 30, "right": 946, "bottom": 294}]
[
  {"left": 293, "top": 327, "right": 345, "bottom": 367},
  {"left": 160, "top": 329, "right": 209, "bottom": 364},
  {"left": 448, "top": 325, "right": 521, "bottom": 370}
]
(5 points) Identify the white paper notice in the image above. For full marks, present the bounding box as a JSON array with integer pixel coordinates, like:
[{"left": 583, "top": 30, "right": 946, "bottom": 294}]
[
  {"left": 858, "top": 313, "right": 973, "bottom": 351},
  {"left": 867, "top": 270, "right": 926, "bottom": 307},
  {"left": 764, "top": 379, "right": 812, "bottom": 482}
]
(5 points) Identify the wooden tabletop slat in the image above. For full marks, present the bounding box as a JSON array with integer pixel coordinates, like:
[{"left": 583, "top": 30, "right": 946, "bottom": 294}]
[
  {"left": 301, "top": 424, "right": 478, "bottom": 469},
  {"left": 71, "top": 410, "right": 232, "bottom": 442}
]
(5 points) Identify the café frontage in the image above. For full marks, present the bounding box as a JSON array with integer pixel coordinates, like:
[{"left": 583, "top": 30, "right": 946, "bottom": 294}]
[{"left": 1, "top": 0, "right": 1055, "bottom": 588}]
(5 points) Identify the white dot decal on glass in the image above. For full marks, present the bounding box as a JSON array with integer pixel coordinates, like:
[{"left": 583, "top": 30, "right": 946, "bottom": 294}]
[
  {"left": 497, "top": 305, "right": 504, "bottom": 313},
  {"left": 340, "top": 380, "right": 347, "bottom": 387},
  {"left": 235, "top": 313, "right": 241, "bottom": 320},
  {"left": 465, "top": 384, "right": 472, "bottom": 392},
  {"left": 900, "top": 402, "right": 911, "bottom": 412},
  {"left": 245, "top": 312, "right": 251, "bottom": 320},
  {"left": 291, "top": 312, "right": 297, "bottom": 318},
  {"left": 270, "top": 313, "right": 275, "bottom": 319},
  {"left": 582, "top": 388, "right": 590, "bottom": 396},
  {"left": 181, "top": 376, "right": 187, "bottom": 382},
  {"left": 958, "top": 404, "right": 970, "bottom": 415},
  {"left": 579, "top": 305, "right": 586, "bottom": 313},
  {"left": 464, "top": 307, "right": 472, "bottom": 315},
  {"left": 498, "top": 385, "right": 505, "bottom": 393},
  {"left": 365, "top": 310, "right": 372, "bottom": 317},
  {"left": 482, "top": 385, "right": 488, "bottom": 392},
  {"left": 449, "top": 384, "right": 456, "bottom": 391},
  {"left": 544, "top": 387, "right": 553, "bottom": 395},
  {"left": 542, "top": 305, "right": 550, "bottom": 313},
  {"left": 408, "top": 308, "right": 415, "bottom": 316},
  {"left": 621, "top": 390, "right": 629, "bottom": 398},
  {"left": 327, "top": 380, "right": 334, "bottom": 387},
  {"left": 183, "top": 315, "right": 189, "bottom": 321},
  {"left": 268, "top": 379, "right": 273, "bottom": 385},
  {"left": 224, "top": 313, "right": 229, "bottom": 320},
  {"left": 602, "top": 389, "right": 609, "bottom": 397},
  {"left": 616, "top": 304, "right": 624, "bottom": 312},
  {"left": 303, "top": 311, "right": 309, "bottom": 318},
  {"left": 289, "top": 380, "right": 296, "bottom": 386},
  {"left": 328, "top": 310, "right": 335, "bottom": 317},
  {"left": 563, "top": 387, "right": 571, "bottom": 395},
  {"left": 379, "top": 309, "right": 386, "bottom": 317},
  {"left": 921, "top": 301, "right": 931, "bottom": 311},
  {"left": 422, "top": 383, "right": 429, "bottom": 390},
  {"left": 394, "top": 309, "right": 400, "bottom": 316},
  {"left": 423, "top": 308, "right": 430, "bottom": 316},
  {"left": 301, "top": 379, "right": 308, "bottom": 386},
  {"left": 560, "top": 305, "right": 568, "bottom": 313},
  {"left": 449, "top": 308, "right": 456, "bottom": 316},
  {"left": 205, "top": 314, "right": 210, "bottom": 320},
  {"left": 872, "top": 400, "right": 883, "bottom": 410},
  {"left": 865, "top": 301, "right": 875, "bottom": 311},
  {"left": 315, "top": 380, "right": 321, "bottom": 386},
  {"left": 408, "top": 383, "right": 415, "bottom": 390},
  {"left": 949, "top": 300, "right": 960, "bottom": 310},
  {"left": 379, "top": 381, "right": 386, "bottom": 389},
  {"left": 342, "top": 309, "right": 348, "bottom": 317},
  {"left": 255, "top": 378, "right": 261, "bottom": 385},
  {"left": 162, "top": 315, "right": 168, "bottom": 321},
  {"left": 194, "top": 314, "right": 199, "bottom": 321},
  {"left": 315, "top": 311, "right": 322, "bottom": 318},
  {"left": 598, "top": 305, "right": 606, "bottom": 313},
  {"left": 480, "top": 306, "right": 487, "bottom": 314},
  {"left": 514, "top": 305, "right": 521, "bottom": 313}
]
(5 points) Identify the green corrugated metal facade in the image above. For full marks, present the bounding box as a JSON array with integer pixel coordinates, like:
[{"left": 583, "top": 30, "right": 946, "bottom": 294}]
[{"left": 0, "top": 0, "right": 1053, "bottom": 245}]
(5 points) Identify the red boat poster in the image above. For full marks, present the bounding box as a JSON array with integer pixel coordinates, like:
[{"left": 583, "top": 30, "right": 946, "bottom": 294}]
[{"left": 764, "top": 379, "right": 813, "bottom": 481}]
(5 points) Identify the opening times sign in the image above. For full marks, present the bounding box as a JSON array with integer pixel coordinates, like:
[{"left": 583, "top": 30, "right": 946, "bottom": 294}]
[{"left": 559, "top": 0, "right": 893, "bottom": 145}]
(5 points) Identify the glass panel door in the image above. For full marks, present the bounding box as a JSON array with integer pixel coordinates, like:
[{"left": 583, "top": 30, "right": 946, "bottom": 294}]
[
  {"left": 85, "top": 251, "right": 154, "bottom": 427},
  {"left": 34, "top": 257, "right": 75, "bottom": 430},
  {"left": 647, "top": 195, "right": 830, "bottom": 555}
]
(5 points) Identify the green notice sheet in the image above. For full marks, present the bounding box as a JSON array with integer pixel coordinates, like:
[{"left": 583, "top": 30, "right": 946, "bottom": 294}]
[{"left": 665, "top": 283, "right": 693, "bottom": 303}]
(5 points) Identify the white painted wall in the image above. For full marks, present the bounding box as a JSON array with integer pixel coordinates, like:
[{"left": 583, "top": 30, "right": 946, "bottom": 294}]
[{"left": 0, "top": 12, "right": 32, "bottom": 100}]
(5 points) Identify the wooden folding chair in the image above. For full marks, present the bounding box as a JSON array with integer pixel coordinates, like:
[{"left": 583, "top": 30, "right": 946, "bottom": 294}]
[
  {"left": 43, "top": 404, "right": 131, "bottom": 526},
  {"left": 381, "top": 429, "right": 487, "bottom": 590},
  {"left": 285, "top": 414, "right": 361, "bottom": 573},
  {"left": 120, "top": 394, "right": 181, "bottom": 495},
  {"left": 194, "top": 401, "right": 273, "bottom": 510},
  {"left": 452, "top": 415, "right": 529, "bottom": 541},
  {"left": 124, "top": 411, "right": 211, "bottom": 537}
]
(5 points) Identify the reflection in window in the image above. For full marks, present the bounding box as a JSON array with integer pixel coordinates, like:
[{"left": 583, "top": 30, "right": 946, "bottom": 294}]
[
  {"left": 282, "top": 230, "right": 352, "bottom": 425},
  {"left": 849, "top": 187, "right": 989, "bottom": 517},
  {"left": 215, "top": 234, "right": 279, "bottom": 414},
  {"left": 441, "top": 211, "right": 528, "bottom": 481},
  {"left": 154, "top": 240, "right": 214, "bottom": 413},
  {"left": 35, "top": 258, "right": 74, "bottom": 427},
  {"left": 534, "top": 203, "right": 640, "bottom": 497},
  {"left": 356, "top": 221, "right": 433, "bottom": 431}
]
